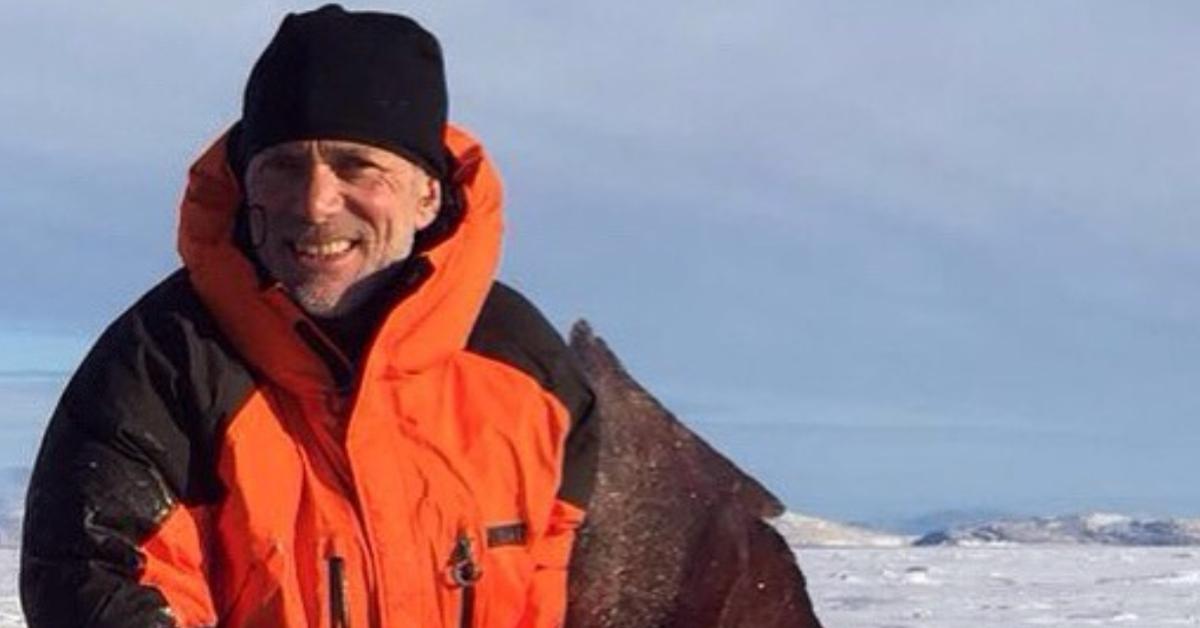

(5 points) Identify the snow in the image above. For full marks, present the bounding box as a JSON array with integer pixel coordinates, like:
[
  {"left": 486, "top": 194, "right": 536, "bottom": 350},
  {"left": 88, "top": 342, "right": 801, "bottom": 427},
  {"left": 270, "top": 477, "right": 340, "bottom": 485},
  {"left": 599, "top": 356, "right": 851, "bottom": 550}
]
[
  {"left": 770, "top": 511, "right": 912, "bottom": 548},
  {"left": 0, "top": 549, "right": 18, "bottom": 627},
  {"left": 913, "top": 512, "right": 1200, "bottom": 547},
  {"left": 0, "top": 470, "right": 25, "bottom": 550},
  {"left": 770, "top": 510, "right": 1200, "bottom": 626},
  {"left": 800, "top": 545, "right": 1200, "bottom": 627}
]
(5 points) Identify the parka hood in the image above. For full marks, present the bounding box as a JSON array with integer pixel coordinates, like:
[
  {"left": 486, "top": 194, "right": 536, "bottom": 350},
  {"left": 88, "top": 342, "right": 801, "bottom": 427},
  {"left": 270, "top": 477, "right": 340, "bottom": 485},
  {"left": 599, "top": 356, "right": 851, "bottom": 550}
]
[{"left": 178, "top": 124, "right": 503, "bottom": 394}]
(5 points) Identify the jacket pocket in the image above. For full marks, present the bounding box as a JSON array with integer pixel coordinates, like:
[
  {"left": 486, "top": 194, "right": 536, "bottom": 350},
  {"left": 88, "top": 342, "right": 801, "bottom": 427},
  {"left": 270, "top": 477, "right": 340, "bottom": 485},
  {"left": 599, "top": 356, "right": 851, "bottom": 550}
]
[{"left": 476, "top": 521, "right": 535, "bottom": 626}]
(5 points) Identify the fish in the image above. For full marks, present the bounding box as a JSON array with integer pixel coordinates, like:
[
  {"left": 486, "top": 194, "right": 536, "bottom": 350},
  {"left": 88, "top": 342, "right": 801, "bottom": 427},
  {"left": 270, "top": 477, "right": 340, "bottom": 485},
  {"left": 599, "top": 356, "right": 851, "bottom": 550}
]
[{"left": 565, "top": 321, "right": 824, "bottom": 628}]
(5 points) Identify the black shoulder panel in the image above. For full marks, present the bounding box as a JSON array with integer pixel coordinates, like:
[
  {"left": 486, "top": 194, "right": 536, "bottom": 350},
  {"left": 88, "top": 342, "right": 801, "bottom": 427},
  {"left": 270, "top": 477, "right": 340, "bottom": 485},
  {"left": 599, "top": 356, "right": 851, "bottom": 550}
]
[
  {"left": 466, "top": 282, "right": 599, "bottom": 509},
  {"left": 21, "top": 269, "right": 255, "bottom": 627}
]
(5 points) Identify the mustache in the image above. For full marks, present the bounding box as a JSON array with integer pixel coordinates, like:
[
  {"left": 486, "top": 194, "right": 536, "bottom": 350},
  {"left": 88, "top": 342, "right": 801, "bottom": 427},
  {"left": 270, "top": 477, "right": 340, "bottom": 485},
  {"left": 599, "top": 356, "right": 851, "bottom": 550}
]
[{"left": 247, "top": 204, "right": 366, "bottom": 245}]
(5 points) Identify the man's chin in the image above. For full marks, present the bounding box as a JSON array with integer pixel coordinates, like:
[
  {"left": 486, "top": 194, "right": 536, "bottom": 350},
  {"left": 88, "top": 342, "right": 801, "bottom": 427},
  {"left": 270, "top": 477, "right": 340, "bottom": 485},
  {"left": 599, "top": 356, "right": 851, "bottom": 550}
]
[
  {"left": 286, "top": 264, "right": 404, "bottom": 319},
  {"left": 291, "top": 285, "right": 354, "bottom": 318}
]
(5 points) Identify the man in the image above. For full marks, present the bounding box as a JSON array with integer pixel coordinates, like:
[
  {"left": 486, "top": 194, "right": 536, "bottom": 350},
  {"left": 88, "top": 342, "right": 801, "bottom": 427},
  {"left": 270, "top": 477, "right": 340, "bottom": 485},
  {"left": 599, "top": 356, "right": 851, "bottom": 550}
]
[{"left": 21, "top": 5, "right": 596, "bottom": 627}]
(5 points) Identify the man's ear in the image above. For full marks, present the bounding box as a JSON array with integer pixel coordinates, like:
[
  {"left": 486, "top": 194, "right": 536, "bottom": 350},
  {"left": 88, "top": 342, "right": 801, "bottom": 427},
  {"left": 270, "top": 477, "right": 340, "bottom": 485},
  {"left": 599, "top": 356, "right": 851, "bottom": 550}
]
[
  {"left": 247, "top": 203, "right": 267, "bottom": 248},
  {"left": 414, "top": 176, "right": 441, "bottom": 229}
]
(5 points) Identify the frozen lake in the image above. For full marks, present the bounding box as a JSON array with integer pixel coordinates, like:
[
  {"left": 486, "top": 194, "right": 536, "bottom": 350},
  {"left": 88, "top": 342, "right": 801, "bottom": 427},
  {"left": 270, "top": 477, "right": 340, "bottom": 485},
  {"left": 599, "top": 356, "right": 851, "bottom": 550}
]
[{"left": 1, "top": 545, "right": 1198, "bottom": 626}]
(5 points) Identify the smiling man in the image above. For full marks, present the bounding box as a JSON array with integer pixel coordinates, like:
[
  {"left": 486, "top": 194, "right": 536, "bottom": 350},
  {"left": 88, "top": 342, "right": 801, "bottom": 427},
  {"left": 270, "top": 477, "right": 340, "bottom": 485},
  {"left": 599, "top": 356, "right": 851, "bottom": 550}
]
[
  {"left": 245, "top": 140, "right": 443, "bottom": 317},
  {"left": 20, "top": 5, "right": 597, "bottom": 627}
]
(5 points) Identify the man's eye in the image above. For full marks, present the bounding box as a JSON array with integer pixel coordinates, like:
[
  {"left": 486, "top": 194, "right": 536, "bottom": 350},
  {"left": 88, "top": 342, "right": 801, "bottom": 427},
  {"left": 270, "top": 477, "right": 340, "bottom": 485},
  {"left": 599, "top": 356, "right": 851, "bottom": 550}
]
[{"left": 336, "top": 157, "right": 380, "bottom": 173}]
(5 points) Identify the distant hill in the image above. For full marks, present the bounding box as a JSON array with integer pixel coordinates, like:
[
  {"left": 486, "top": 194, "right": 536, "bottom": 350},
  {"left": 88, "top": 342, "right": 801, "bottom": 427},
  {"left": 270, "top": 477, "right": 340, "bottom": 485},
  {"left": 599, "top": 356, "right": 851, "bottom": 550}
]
[
  {"left": 771, "top": 511, "right": 912, "bottom": 548},
  {"left": 915, "top": 512, "right": 1200, "bottom": 547},
  {"left": 880, "top": 508, "right": 1015, "bottom": 536}
]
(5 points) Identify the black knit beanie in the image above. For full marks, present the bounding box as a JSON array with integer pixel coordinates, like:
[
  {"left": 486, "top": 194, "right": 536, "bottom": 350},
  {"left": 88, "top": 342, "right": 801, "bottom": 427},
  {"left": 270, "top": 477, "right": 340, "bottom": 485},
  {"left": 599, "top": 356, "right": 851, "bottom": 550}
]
[{"left": 231, "top": 4, "right": 448, "bottom": 180}]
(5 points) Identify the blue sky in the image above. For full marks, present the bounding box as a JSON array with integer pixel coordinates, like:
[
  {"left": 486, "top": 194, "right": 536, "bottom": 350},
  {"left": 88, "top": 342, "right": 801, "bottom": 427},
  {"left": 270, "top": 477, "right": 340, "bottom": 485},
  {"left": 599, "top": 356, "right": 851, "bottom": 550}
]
[{"left": 2, "top": 2, "right": 1199, "bottom": 526}]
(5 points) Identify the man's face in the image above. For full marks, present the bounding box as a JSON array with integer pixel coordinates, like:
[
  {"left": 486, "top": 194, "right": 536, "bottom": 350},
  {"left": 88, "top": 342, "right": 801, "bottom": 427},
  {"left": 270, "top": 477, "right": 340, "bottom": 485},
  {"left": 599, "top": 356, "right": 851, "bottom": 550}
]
[{"left": 244, "top": 139, "right": 441, "bottom": 318}]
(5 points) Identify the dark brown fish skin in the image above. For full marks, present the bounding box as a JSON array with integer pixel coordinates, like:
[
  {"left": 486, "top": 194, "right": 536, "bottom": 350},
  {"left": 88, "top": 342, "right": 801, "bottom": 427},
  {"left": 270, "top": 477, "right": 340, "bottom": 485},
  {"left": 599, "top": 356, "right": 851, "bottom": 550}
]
[{"left": 565, "top": 321, "right": 823, "bottom": 628}]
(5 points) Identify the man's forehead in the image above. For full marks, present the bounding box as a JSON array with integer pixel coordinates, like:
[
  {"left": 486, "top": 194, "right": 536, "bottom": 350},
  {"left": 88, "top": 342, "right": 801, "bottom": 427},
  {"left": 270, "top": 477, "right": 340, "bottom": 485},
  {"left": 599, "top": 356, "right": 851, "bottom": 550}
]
[{"left": 252, "top": 139, "right": 417, "bottom": 167}]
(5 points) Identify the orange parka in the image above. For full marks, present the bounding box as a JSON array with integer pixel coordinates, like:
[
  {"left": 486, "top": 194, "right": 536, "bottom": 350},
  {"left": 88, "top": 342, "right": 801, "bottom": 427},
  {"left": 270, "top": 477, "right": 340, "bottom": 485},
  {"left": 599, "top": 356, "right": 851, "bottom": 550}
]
[{"left": 20, "top": 125, "right": 596, "bottom": 628}]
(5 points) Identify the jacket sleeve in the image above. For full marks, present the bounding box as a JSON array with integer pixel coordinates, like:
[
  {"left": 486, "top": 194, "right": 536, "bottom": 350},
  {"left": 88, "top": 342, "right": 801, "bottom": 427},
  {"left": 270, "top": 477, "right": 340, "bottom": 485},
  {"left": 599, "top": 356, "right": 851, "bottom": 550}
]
[
  {"left": 21, "top": 273, "right": 242, "bottom": 627},
  {"left": 517, "top": 376, "right": 598, "bottom": 628},
  {"left": 467, "top": 282, "right": 601, "bottom": 627},
  {"left": 21, "top": 417, "right": 216, "bottom": 627}
]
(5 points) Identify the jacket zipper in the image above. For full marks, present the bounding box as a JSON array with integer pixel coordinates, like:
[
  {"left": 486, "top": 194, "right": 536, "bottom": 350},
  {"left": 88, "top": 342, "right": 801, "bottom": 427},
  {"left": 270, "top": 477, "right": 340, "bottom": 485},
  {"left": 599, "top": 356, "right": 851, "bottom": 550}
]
[
  {"left": 449, "top": 532, "right": 481, "bottom": 628},
  {"left": 329, "top": 555, "right": 351, "bottom": 628},
  {"left": 289, "top": 318, "right": 379, "bottom": 623}
]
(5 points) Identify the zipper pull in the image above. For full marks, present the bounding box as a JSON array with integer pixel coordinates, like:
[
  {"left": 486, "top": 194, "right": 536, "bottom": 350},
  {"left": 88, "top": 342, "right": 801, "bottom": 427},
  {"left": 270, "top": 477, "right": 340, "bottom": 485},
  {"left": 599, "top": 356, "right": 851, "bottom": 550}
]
[
  {"left": 448, "top": 532, "right": 482, "bottom": 587},
  {"left": 329, "top": 555, "right": 351, "bottom": 628},
  {"left": 449, "top": 532, "right": 481, "bottom": 628}
]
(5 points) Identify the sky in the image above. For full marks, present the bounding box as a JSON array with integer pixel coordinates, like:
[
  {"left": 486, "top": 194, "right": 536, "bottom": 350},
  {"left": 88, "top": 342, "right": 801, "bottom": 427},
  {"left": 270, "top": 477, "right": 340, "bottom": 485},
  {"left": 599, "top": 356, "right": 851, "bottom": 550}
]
[{"left": 2, "top": 1, "right": 1199, "bottom": 527}]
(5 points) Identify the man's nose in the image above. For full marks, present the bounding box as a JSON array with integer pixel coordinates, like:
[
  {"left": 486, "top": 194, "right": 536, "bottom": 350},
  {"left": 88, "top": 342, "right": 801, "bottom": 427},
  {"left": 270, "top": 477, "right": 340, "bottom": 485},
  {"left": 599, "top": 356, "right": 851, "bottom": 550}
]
[{"left": 300, "top": 164, "right": 343, "bottom": 222}]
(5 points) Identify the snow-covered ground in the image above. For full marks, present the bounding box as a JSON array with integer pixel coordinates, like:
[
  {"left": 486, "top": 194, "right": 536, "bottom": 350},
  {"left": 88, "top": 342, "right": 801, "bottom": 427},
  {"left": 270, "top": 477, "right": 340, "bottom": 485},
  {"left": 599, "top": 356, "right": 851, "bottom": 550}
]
[
  {"left": 770, "top": 512, "right": 1200, "bottom": 626},
  {"left": 0, "top": 549, "right": 19, "bottom": 628},
  {"left": 801, "top": 545, "right": 1200, "bottom": 627}
]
